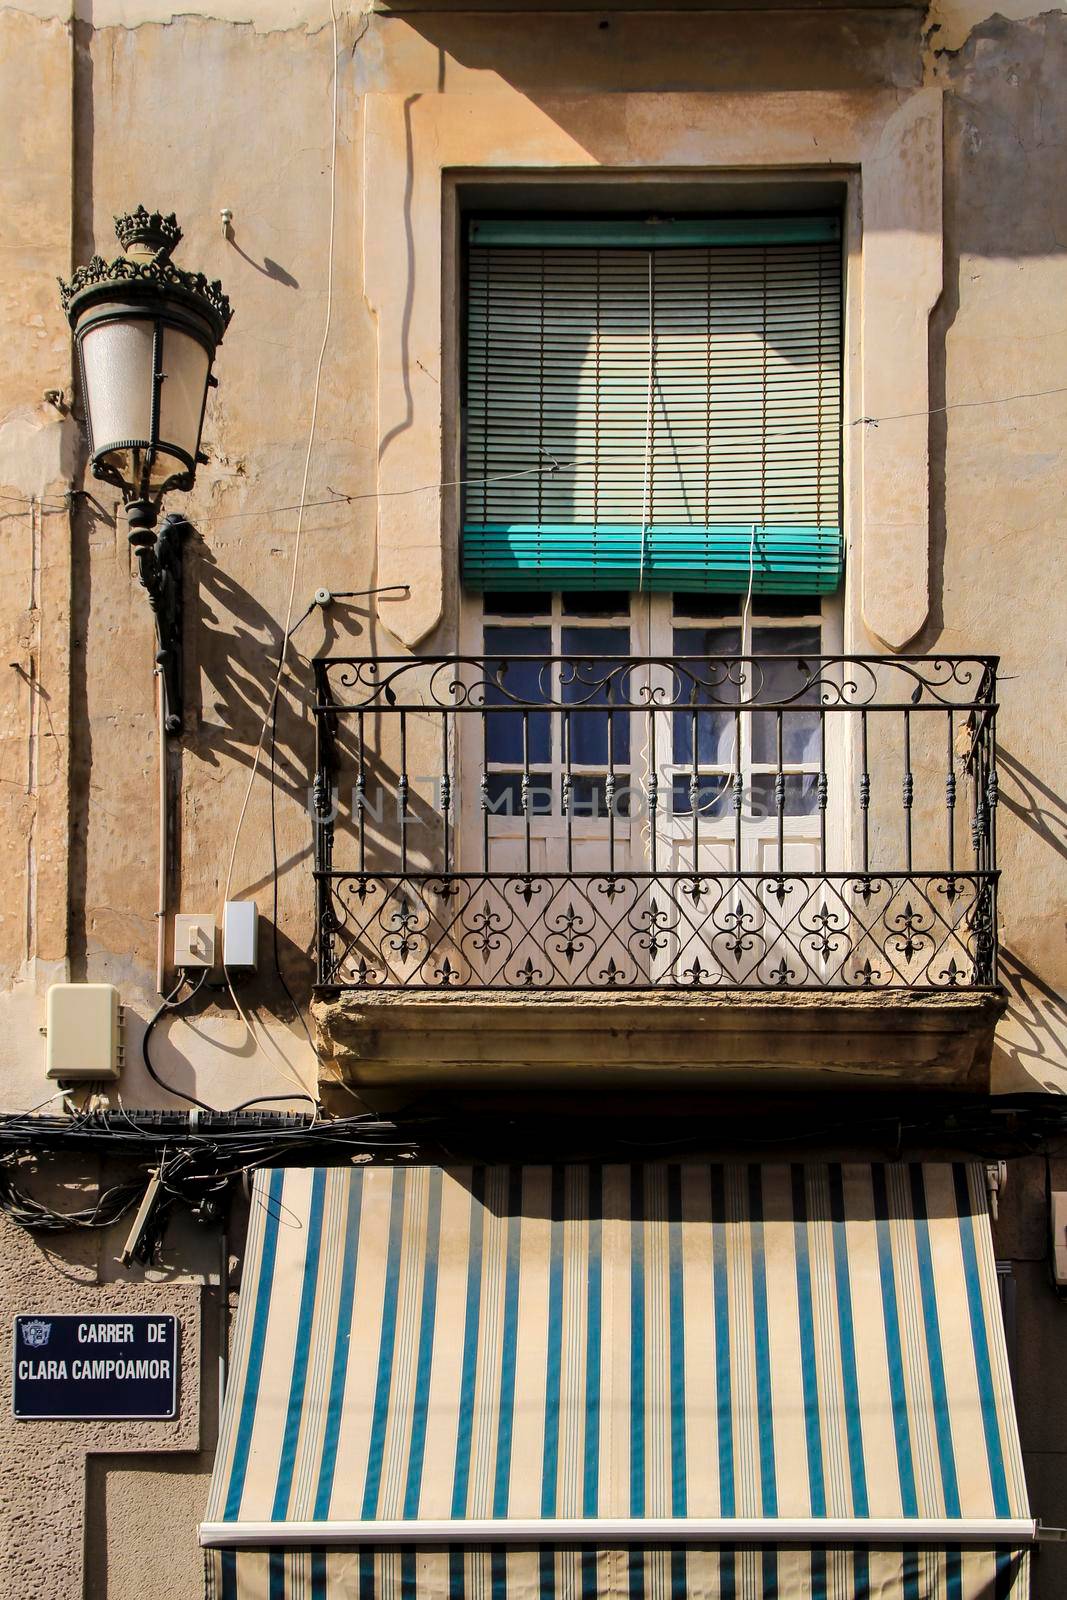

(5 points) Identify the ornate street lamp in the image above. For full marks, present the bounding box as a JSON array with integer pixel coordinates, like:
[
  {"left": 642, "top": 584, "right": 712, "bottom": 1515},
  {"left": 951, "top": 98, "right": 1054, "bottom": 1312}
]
[{"left": 60, "top": 206, "right": 233, "bottom": 731}]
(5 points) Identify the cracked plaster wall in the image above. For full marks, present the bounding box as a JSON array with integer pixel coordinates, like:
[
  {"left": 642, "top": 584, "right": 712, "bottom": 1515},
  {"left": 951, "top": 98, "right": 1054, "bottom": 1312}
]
[{"left": 1, "top": 0, "right": 1066, "bottom": 1593}]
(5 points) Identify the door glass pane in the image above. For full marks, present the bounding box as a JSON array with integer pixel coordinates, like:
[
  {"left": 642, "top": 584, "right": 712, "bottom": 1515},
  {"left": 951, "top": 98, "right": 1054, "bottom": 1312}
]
[
  {"left": 484, "top": 624, "right": 551, "bottom": 765},
  {"left": 562, "top": 591, "right": 630, "bottom": 615},
  {"left": 671, "top": 773, "right": 733, "bottom": 818},
  {"left": 561, "top": 626, "right": 631, "bottom": 766},
  {"left": 483, "top": 592, "right": 552, "bottom": 617},
  {"left": 568, "top": 774, "right": 632, "bottom": 818},
  {"left": 750, "top": 625, "right": 821, "bottom": 765},
  {"left": 672, "top": 594, "right": 744, "bottom": 620},
  {"left": 750, "top": 772, "right": 821, "bottom": 818},
  {"left": 485, "top": 772, "right": 552, "bottom": 816},
  {"left": 672, "top": 626, "right": 741, "bottom": 766}
]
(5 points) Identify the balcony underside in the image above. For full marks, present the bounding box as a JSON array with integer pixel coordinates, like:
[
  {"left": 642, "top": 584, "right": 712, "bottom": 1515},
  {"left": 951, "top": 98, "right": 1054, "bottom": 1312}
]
[
  {"left": 313, "top": 986, "right": 1005, "bottom": 1093},
  {"left": 374, "top": 0, "right": 924, "bottom": 12}
]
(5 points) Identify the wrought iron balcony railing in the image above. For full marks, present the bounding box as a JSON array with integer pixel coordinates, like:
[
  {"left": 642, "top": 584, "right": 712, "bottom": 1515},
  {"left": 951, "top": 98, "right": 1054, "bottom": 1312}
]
[{"left": 312, "top": 654, "right": 999, "bottom": 993}]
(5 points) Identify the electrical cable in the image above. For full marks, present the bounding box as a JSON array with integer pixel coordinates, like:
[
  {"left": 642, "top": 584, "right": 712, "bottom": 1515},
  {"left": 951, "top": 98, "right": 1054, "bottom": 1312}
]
[
  {"left": 6, "top": 376, "right": 1067, "bottom": 524},
  {"left": 638, "top": 253, "right": 655, "bottom": 592},
  {"left": 0, "top": 1164, "right": 146, "bottom": 1232},
  {"left": 141, "top": 970, "right": 215, "bottom": 1111},
  {"left": 220, "top": 0, "right": 337, "bottom": 930},
  {"left": 214, "top": 0, "right": 344, "bottom": 1120}
]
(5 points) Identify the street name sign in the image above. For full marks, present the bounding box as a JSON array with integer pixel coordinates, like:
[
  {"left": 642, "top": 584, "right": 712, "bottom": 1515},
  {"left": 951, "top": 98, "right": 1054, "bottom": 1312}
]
[{"left": 13, "top": 1313, "right": 178, "bottom": 1418}]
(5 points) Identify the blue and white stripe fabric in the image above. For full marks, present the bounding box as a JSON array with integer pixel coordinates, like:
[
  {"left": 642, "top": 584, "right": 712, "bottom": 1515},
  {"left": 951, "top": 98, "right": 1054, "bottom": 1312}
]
[{"left": 202, "top": 1163, "right": 1030, "bottom": 1599}]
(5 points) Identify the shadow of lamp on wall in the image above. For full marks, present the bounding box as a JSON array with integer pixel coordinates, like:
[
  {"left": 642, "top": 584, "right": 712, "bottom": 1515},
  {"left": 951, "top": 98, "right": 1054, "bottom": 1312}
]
[{"left": 59, "top": 205, "right": 233, "bottom": 733}]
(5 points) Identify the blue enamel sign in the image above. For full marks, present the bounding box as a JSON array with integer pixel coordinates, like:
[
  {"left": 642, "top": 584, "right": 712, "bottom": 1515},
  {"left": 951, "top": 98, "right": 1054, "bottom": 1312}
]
[{"left": 13, "top": 1313, "right": 178, "bottom": 1419}]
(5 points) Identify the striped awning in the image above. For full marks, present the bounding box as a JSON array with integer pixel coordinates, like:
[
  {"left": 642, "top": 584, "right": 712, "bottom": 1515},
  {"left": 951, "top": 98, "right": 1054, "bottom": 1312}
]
[{"left": 202, "top": 1163, "right": 1032, "bottom": 1599}]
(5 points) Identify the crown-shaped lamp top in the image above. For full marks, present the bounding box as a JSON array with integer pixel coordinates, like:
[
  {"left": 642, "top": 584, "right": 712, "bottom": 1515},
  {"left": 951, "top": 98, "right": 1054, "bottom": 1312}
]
[
  {"left": 58, "top": 205, "right": 232, "bottom": 337},
  {"left": 114, "top": 205, "right": 182, "bottom": 261}
]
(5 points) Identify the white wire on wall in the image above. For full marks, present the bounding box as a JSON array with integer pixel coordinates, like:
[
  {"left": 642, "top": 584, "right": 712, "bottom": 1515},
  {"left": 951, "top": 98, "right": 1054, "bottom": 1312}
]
[{"left": 218, "top": 0, "right": 341, "bottom": 1114}]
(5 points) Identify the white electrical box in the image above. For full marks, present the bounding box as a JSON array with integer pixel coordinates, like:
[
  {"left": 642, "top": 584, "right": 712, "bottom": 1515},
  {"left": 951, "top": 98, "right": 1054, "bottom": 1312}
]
[
  {"left": 173, "top": 913, "right": 216, "bottom": 969},
  {"left": 223, "top": 899, "right": 259, "bottom": 971},
  {"left": 45, "top": 983, "right": 122, "bottom": 1080}
]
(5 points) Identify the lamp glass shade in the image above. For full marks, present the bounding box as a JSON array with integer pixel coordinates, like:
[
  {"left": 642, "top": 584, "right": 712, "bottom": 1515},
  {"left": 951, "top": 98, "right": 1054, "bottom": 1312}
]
[
  {"left": 80, "top": 316, "right": 155, "bottom": 458},
  {"left": 159, "top": 323, "right": 210, "bottom": 464},
  {"left": 77, "top": 303, "right": 214, "bottom": 494}
]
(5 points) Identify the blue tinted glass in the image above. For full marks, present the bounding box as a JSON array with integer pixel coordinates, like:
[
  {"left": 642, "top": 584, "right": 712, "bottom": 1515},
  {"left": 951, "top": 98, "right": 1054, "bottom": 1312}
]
[
  {"left": 484, "top": 627, "right": 551, "bottom": 698},
  {"left": 485, "top": 772, "right": 552, "bottom": 816},
  {"left": 486, "top": 711, "right": 551, "bottom": 766},
  {"left": 482, "top": 593, "right": 552, "bottom": 617},
  {"left": 751, "top": 595, "right": 822, "bottom": 617},
  {"left": 561, "top": 626, "right": 630, "bottom": 662},
  {"left": 750, "top": 773, "right": 821, "bottom": 818},
  {"left": 568, "top": 775, "right": 632, "bottom": 819},
  {"left": 562, "top": 591, "right": 630, "bottom": 615},
  {"left": 671, "top": 774, "right": 733, "bottom": 819},
  {"left": 562, "top": 627, "right": 630, "bottom": 767},
  {"left": 751, "top": 627, "right": 821, "bottom": 765},
  {"left": 484, "top": 626, "right": 551, "bottom": 765},
  {"left": 671, "top": 594, "right": 743, "bottom": 619},
  {"left": 672, "top": 627, "right": 740, "bottom": 765}
]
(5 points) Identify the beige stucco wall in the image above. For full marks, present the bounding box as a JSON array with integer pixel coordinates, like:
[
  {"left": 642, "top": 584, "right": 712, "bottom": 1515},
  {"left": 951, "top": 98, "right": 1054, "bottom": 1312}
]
[
  {"left": 1, "top": 0, "right": 1064, "bottom": 1112},
  {"left": 1, "top": 0, "right": 1066, "bottom": 1594}
]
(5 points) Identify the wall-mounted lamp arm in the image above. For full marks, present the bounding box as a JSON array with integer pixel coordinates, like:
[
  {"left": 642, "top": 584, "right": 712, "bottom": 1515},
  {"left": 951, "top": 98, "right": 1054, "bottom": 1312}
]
[{"left": 126, "top": 501, "right": 189, "bottom": 735}]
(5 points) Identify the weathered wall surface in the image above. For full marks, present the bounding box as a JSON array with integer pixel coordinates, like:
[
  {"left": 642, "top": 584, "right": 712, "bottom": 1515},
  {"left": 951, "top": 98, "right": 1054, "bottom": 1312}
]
[
  {"left": 1, "top": 0, "right": 1066, "bottom": 1595},
  {"left": 0, "top": 1201, "right": 207, "bottom": 1600},
  {"left": 2, "top": 0, "right": 1064, "bottom": 1112},
  {"left": 923, "top": 8, "right": 1067, "bottom": 1090}
]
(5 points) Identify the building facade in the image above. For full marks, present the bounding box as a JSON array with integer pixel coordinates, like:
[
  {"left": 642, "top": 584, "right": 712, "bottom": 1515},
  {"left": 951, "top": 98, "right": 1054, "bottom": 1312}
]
[{"left": 1, "top": 0, "right": 1067, "bottom": 1594}]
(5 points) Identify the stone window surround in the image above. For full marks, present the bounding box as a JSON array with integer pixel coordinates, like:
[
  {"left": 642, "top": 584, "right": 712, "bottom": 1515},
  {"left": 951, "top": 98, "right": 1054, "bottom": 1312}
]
[{"left": 362, "top": 88, "right": 942, "bottom": 654}]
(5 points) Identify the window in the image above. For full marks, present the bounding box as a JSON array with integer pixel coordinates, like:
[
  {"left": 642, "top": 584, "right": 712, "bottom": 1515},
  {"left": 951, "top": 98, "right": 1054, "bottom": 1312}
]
[{"left": 462, "top": 216, "right": 843, "bottom": 597}]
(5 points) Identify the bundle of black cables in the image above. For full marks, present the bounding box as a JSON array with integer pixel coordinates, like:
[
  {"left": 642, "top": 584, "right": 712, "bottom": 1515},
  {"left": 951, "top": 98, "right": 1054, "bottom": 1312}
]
[{"left": 0, "top": 1163, "right": 146, "bottom": 1233}]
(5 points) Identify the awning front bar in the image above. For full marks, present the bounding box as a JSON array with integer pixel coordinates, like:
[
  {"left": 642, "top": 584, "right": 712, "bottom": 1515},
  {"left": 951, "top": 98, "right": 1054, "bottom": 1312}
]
[{"left": 199, "top": 1517, "right": 1040, "bottom": 1549}]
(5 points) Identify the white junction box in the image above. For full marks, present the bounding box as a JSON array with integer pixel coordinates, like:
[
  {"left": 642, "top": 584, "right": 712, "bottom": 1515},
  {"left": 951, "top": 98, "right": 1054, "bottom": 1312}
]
[
  {"left": 173, "top": 913, "right": 216, "bottom": 969},
  {"left": 223, "top": 899, "right": 259, "bottom": 972},
  {"left": 46, "top": 983, "right": 122, "bottom": 1080}
]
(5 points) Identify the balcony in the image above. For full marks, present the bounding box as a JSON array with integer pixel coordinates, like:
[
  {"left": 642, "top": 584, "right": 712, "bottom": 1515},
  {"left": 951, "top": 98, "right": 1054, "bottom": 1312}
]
[{"left": 310, "top": 653, "right": 1004, "bottom": 1092}]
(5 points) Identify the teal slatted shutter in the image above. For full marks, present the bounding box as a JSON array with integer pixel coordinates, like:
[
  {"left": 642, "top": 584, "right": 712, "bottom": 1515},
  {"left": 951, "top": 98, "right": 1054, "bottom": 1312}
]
[{"left": 463, "top": 218, "right": 843, "bottom": 594}]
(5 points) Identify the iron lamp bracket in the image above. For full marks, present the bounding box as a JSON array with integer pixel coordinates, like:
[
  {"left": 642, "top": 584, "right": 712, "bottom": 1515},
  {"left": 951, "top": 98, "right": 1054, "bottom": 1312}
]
[{"left": 126, "top": 500, "right": 189, "bottom": 735}]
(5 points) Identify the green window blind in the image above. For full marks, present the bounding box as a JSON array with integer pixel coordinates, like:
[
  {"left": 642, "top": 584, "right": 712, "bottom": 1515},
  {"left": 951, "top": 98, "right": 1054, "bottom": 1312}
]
[{"left": 462, "top": 218, "right": 843, "bottom": 594}]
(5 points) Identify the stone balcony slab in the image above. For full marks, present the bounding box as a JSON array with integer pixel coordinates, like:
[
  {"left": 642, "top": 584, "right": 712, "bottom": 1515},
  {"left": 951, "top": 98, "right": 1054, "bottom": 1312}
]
[{"left": 313, "top": 986, "right": 1006, "bottom": 1093}]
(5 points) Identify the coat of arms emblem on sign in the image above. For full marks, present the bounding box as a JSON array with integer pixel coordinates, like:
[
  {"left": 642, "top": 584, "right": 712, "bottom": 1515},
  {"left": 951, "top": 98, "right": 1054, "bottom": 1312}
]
[{"left": 21, "top": 1319, "right": 51, "bottom": 1348}]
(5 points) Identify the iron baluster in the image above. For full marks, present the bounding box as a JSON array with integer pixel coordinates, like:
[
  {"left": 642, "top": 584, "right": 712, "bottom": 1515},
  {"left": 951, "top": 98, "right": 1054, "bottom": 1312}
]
[
  {"left": 818, "top": 707, "right": 828, "bottom": 872},
  {"left": 860, "top": 708, "right": 870, "bottom": 877},
  {"left": 733, "top": 706, "right": 743, "bottom": 872},
  {"left": 971, "top": 720, "right": 987, "bottom": 865},
  {"left": 775, "top": 709, "right": 786, "bottom": 875},
  {"left": 606, "top": 706, "right": 617, "bottom": 872},
  {"left": 648, "top": 706, "right": 659, "bottom": 875},
  {"left": 398, "top": 709, "right": 409, "bottom": 874},
  {"left": 440, "top": 711, "right": 452, "bottom": 875},
  {"left": 563, "top": 708, "right": 573, "bottom": 876},
  {"left": 480, "top": 707, "right": 490, "bottom": 874},
  {"left": 987, "top": 720, "right": 999, "bottom": 879},
  {"left": 903, "top": 708, "right": 914, "bottom": 874},
  {"left": 356, "top": 708, "right": 367, "bottom": 876},
  {"left": 689, "top": 707, "right": 700, "bottom": 867},
  {"left": 522, "top": 708, "right": 532, "bottom": 878},
  {"left": 946, "top": 709, "right": 956, "bottom": 877},
  {"left": 313, "top": 660, "right": 338, "bottom": 987}
]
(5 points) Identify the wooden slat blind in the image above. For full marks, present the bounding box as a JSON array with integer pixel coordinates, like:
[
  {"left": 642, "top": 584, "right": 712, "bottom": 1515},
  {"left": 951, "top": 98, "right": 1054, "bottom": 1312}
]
[{"left": 462, "top": 222, "right": 843, "bottom": 593}]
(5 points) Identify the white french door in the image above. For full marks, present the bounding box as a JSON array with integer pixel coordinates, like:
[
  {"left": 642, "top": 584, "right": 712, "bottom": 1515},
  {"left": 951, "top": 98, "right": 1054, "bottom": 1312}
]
[{"left": 456, "top": 590, "right": 845, "bottom": 987}]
